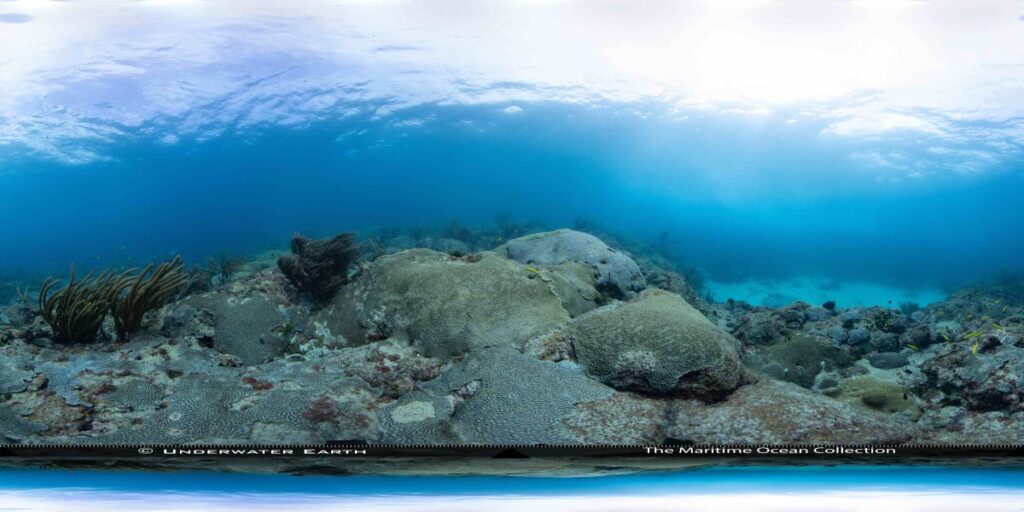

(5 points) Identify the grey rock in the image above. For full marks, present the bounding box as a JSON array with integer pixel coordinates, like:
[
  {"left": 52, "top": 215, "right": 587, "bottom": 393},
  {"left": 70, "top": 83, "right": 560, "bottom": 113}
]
[
  {"left": 827, "top": 326, "right": 849, "bottom": 343},
  {"left": 838, "top": 309, "right": 865, "bottom": 324},
  {"left": 867, "top": 351, "right": 909, "bottom": 369},
  {"left": 805, "top": 307, "right": 832, "bottom": 322},
  {"left": 848, "top": 327, "right": 871, "bottom": 345}
]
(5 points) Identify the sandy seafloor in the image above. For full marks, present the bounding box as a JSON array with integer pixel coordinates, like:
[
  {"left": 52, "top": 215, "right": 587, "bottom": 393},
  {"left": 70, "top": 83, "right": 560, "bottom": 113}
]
[
  {"left": 705, "top": 277, "right": 948, "bottom": 309},
  {"left": 2, "top": 466, "right": 1023, "bottom": 511}
]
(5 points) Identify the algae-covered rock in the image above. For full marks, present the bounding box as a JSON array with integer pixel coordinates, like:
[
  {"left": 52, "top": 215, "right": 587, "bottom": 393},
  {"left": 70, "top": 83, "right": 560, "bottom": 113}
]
[
  {"left": 564, "top": 391, "right": 671, "bottom": 445},
  {"left": 731, "top": 308, "right": 787, "bottom": 345},
  {"left": 668, "top": 379, "right": 919, "bottom": 444},
  {"left": 745, "top": 333, "right": 854, "bottom": 388},
  {"left": 378, "top": 346, "right": 613, "bottom": 444},
  {"left": 923, "top": 343, "right": 1024, "bottom": 413},
  {"left": 824, "top": 376, "right": 922, "bottom": 419},
  {"left": 498, "top": 229, "right": 646, "bottom": 299},
  {"left": 568, "top": 289, "right": 743, "bottom": 400},
  {"left": 0, "top": 404, "right": 47, "bottom": 443},
  {"left": 315, "top": 249, "right": 571, "bottom": 358}
]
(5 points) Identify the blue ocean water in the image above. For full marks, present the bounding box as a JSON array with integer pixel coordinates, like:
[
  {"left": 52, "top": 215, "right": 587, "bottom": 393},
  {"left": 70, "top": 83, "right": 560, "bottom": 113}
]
[
  {"left": 1, "top": 466, "right": 1023, "bottom": 511},
  {"left": 1, "top": 2, "right": 1023, "bottom": 306}
]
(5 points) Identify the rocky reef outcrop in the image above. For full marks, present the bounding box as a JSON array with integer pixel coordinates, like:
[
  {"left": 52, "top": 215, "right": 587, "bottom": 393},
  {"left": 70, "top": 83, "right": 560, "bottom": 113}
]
[
  {"left": 498, "top": 229, "right": 647, "bottom": 299},
  {"left": 2, "top": 227, "right": 1023, "bottom": 446}
]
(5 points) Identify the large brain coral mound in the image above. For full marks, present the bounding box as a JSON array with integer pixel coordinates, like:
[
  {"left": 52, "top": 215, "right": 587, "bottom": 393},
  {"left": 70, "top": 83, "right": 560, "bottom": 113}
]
[
  {"left": 378, "top": 346, "right": 613, "bottom": 444},
  {"left": 314, "top": 249, "right": 571, "bottom": 358},
  {"left": 568, "top": 289, "right": 744, "bottom": 400},
  {"left": 277, "top": 232, "right": 359, "bottom": 303},
  {"left": 498, "top": 229, "right": 647, "bottom": 299}
]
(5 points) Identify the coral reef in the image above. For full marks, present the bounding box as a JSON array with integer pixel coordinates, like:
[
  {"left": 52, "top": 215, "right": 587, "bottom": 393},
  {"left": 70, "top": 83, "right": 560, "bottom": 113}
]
[{"left": 3, "top": 225, "right": 1024, "bottom": 446}]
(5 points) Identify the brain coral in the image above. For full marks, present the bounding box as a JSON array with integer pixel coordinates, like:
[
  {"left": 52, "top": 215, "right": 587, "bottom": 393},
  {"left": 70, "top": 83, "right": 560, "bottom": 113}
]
[
  {"left": 315, "top": 249, "right": 571, "bottom": 358},
  {"left": 186, "top": 293, "right": 290, "bottom": 365},
  {"left": 568, "top": 289, "right": 743, "bottom": 400}
]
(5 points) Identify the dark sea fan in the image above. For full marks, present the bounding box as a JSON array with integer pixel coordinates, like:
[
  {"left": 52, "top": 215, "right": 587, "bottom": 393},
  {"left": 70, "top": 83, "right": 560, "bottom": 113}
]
[{"left": 278, "top": 232, "right": 360, "bottom": 303}]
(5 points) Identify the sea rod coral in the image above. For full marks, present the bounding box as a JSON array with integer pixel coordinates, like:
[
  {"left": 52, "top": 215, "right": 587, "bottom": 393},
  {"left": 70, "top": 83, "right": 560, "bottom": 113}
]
[
  {"left": 38, "top": 265, "right": 119, "bottom": 344},
  {"left": 108, "top": 256, "right": 187, "bottom": 341}
]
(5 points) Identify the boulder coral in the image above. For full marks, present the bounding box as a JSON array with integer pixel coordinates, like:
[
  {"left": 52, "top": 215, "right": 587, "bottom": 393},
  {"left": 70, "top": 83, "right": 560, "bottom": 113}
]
[
  {"left": 498, "top": 229, "right": 646, "bottom": 299},
  {"left": 569, "top": 289, "right": 744, "bottom": 400},
  {"left": 314, "top": 249, "right": 571, "bottom": 358}
]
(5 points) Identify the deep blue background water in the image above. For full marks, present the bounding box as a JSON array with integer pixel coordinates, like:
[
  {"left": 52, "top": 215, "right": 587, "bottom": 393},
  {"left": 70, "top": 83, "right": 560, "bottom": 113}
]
[
  {"left": 2, "top": 102, "right": 1023, "bottom": 294},
  {"left": 3, "top": 1, "right": 1024, "bottom": 305}
]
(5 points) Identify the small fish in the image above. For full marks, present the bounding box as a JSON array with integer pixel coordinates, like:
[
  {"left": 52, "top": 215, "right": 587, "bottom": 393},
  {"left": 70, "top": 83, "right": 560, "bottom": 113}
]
[
  {"left": 995, "top": 299, "right": 1002, "bottom": 304},
  {"left": 525, "top": 267, "right": 541, "bottom": 274},
  {"left": 992, "top": 322, "right": 1003, "bottom": 330},
  {"left": 940, "top": 333, "right": 950, "bottom": 342},
  {"left": 907, "top": 344, "right": 919, "bottom": 351},
  {"left": 964, "top": 331, "right": 982, "bottom": 340},
  {"left": 1003, "top": 306, "right": 1009, "bottom": 313},
  {"left": 971, "top": 341, "right": 979, "bottom": 357}
]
